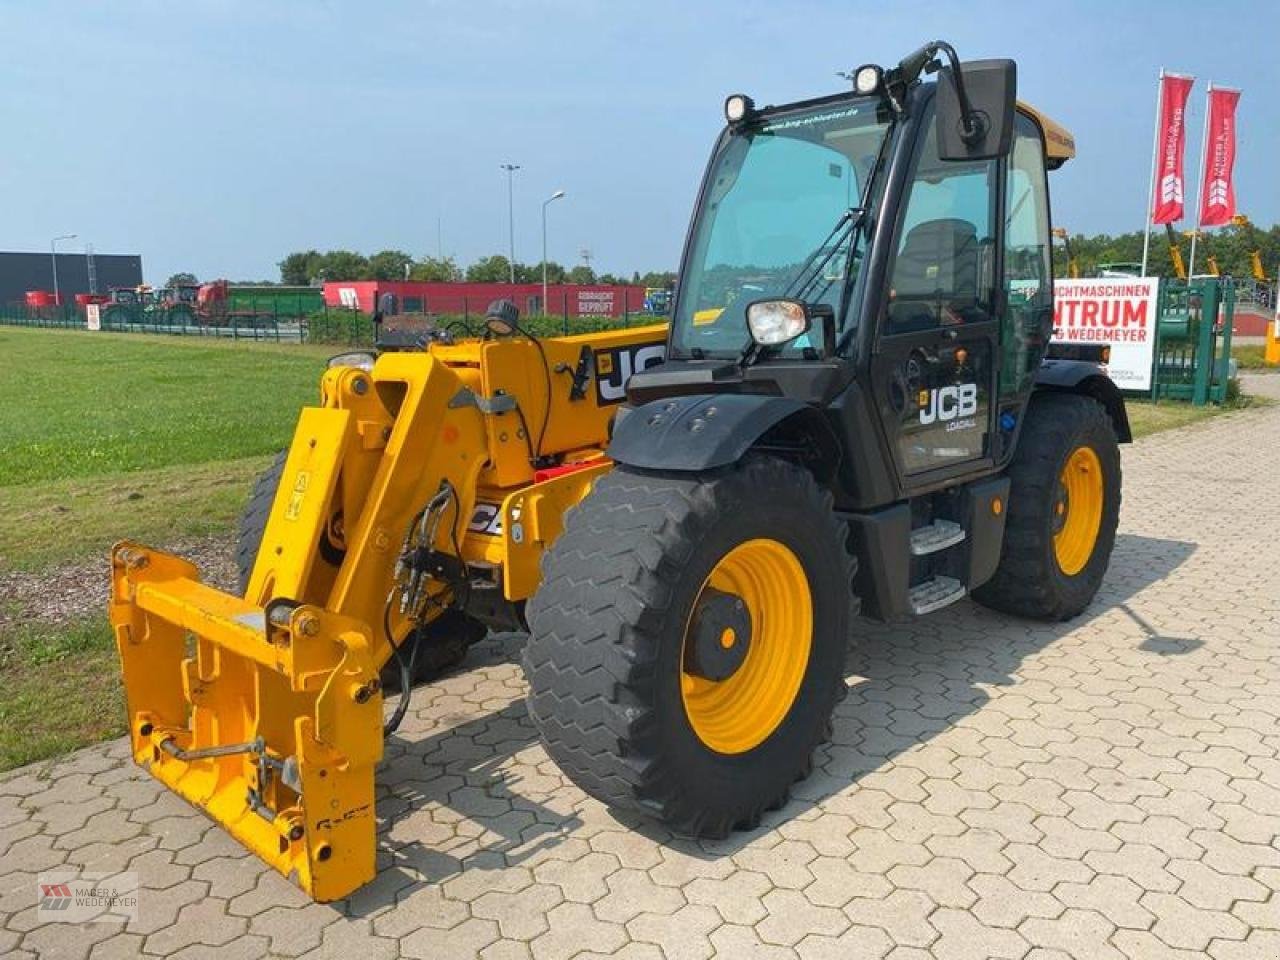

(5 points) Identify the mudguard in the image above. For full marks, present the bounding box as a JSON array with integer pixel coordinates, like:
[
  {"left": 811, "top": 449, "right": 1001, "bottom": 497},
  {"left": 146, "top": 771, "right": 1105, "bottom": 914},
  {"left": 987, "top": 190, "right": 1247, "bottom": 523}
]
[
  {"left": 1034, "top": 359, "right": 1132, "bottom": 443},
  {"left": 608, "top": 393, "right": 822, "bottom": 472}
]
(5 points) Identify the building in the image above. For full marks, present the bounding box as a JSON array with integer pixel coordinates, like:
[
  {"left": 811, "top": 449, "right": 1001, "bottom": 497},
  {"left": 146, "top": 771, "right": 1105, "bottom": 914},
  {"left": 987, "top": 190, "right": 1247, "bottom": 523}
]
[
  {"left": 0, "top": 250, "right": 143, "bottom": 306},
  {"left": 322, "top": 281, "right": 646, "bottom": 319}
]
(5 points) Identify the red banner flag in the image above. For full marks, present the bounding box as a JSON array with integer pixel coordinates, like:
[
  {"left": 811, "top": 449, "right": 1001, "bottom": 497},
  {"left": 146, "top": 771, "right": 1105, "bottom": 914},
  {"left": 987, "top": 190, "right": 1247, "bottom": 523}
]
[
  {"left": 1199, "top": 87, "right": 1241, "bottom": 227},
  {"left": 1151, "top": 73, "right": 1194, "bottom": 224}
]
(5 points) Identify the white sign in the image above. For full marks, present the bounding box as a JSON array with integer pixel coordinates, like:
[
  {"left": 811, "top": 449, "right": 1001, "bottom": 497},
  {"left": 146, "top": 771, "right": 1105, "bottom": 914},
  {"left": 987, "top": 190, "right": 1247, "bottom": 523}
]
[
  {"left": 1051, "top": 278, "right": 1159, "bottom": 391},
  {"left": 85, "top": 304, "right": 101, "bottom": 331},
  {"left": 577, "top": 290, "right": 616, "bottom": 317}
]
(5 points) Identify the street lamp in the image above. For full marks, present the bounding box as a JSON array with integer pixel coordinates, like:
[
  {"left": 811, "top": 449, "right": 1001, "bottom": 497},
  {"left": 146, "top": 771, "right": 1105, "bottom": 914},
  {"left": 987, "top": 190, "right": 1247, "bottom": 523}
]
[
  {"left": 51, "top": 234, "right": 77, "bottom": 307},
  {"left": 542, "top": 190, "right": 566, "bottom": 314},
  {"left": 500, "top": 163, "right": 520, "bottom": 284}
]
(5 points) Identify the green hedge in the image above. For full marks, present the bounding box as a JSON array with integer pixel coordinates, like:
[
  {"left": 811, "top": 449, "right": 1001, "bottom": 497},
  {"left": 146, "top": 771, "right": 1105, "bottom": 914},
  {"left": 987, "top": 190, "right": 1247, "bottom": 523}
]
[
  {"left": 303, "top": 310, "right": 658, "bottom": 345},
  {"left": 304, "top": 310, "right": 375, "bottom": 345}
]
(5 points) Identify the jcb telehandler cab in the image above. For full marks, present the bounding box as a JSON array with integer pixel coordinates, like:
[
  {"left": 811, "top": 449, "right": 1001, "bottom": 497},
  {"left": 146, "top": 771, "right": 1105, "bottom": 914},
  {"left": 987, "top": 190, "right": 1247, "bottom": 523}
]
[
  {"left": 522, "top": 42, "right": 1127, "bottom": 838},
  {"left": 109, "top": 40, "right": 1125, "bottom": 902}
]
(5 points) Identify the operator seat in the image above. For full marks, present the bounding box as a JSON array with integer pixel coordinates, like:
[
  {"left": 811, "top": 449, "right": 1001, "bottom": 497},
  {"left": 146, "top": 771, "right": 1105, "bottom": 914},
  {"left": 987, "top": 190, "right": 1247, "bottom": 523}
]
[{"left": 888, "top": 218, "right": 982, "bottom": 332}]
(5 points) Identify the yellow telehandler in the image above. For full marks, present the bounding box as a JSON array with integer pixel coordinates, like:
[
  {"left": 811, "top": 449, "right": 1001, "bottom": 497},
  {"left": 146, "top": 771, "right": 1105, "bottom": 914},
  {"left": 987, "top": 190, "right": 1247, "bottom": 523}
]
[{"left": 111, "top": 40, "right": 1126, "bottom": 902}]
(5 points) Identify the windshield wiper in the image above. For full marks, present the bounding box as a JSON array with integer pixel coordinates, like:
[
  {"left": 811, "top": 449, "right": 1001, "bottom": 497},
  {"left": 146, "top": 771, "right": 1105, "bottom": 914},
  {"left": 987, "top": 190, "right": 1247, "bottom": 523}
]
[{"left": 783, "top": 207, "right": 865, "bottom": 304}]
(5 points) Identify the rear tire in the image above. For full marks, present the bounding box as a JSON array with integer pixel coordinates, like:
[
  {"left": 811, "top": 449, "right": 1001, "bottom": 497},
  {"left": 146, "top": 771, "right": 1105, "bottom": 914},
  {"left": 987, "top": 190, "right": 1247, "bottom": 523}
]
[
  {"left": 236, "top": 451, "right": 287, "bottom": 594},
  {"left": 972, "top": 393, "right": 1121, "bottom": 620},
  {"left": 523, "top": 456, "right": 854, "bottom": 838}
]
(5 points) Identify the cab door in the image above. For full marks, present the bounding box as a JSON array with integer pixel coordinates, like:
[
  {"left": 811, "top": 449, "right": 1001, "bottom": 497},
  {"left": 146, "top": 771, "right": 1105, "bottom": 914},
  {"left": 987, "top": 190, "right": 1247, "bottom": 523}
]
[{"left": 870, "top": 104, "right": 1000, "bottom": 487}]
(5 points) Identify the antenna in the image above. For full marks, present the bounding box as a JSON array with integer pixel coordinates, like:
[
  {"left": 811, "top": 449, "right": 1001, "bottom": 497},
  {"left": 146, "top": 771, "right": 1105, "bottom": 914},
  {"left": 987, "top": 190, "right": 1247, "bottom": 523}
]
[{"left": 85, "top": 243, "right": 99, "bottom": 295}]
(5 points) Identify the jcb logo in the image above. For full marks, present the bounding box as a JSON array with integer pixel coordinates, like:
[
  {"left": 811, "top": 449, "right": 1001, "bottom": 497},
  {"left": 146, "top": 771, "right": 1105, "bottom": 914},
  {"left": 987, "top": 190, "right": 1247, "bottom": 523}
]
[
  {"left": 596, "top": 341, "right": 666, "bottom": 404},
  {"left": 918, "top": 383, "right": 978, "bottom": 425},
  {"left": 468, "top": 502, "right": 503, "bottom": 536}
]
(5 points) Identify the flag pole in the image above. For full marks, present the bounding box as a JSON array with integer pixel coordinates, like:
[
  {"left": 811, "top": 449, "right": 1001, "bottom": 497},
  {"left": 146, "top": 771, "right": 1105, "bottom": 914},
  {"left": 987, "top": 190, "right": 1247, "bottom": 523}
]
[
  {"left": 1140, "top": 69, "right": 1165, "bottom": 277},
  {"left": 1187, "top": 82, "right": 1213, "bottom": 282}
]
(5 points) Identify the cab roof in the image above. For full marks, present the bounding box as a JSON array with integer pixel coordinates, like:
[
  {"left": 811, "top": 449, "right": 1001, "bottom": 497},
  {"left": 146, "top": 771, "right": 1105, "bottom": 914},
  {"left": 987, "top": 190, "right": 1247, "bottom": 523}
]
[{"left": 1017, "top": 101, "right": 1075, "bottom": 169}]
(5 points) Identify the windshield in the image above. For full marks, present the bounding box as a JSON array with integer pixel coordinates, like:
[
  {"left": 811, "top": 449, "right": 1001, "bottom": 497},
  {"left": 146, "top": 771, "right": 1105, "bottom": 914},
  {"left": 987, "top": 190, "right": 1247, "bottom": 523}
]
[{"left": 672, "top": 98, "right": 892, "bottom": 359}]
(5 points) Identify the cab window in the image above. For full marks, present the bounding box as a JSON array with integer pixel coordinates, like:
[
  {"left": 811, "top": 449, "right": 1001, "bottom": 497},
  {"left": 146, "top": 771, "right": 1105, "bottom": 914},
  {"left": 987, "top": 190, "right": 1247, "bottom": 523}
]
[
  {"left": 887, "top": 113, "right": 997, "bottom": 334},
  {"left": 1001, "top": 112, "right": 1053, "bottom": 395}
]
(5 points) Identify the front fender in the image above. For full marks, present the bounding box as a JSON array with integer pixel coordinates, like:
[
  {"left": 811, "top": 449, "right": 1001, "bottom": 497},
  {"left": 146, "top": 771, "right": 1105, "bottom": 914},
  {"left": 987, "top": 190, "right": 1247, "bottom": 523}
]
[
  {"left": 1035, "top": 359, "right": 1132, "bottom": 443},
  {"left": 609, "top": 394, "right": 816, "bottom": 472}
]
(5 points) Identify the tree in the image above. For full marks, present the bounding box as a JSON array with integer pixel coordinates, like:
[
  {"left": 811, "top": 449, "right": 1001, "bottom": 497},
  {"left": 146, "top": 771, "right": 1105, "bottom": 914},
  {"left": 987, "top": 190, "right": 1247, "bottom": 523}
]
[
  {"left": 166, "top": 272, "right": 198, "bottom": 288},
  {"left": 317, "top": 250, "right": 370, "bottom": 281},
  {"left": 639, "top": 270, "right": 676, "bottom": 289},
  {"left": 367, "top": 249, "right": 415, "bottom": 281},
  {"left": 515, "top": 261, "right": 566, "bottom": 284},
  {"left": 409, "top": 256, "right": 462, "bottom": 282},
  {"left": 279, "top": 250, "right": 323, "bottom": 285},
  {"left": 597, "top": 273, "right": 622, "bottom": 285},
  {"left": 465, "top": 255, "right": 513, "bottom": 283},
  {"left": 567, "top": 265, "right": 596, "bottom": 284}
]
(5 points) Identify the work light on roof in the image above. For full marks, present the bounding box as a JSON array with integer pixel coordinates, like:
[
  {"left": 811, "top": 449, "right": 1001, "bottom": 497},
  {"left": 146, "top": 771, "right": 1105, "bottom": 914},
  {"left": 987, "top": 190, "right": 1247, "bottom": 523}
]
[
  {"left": 724, "top": 94, "right": 755, "bottom": 124},
  {"left": 853, "top": 64, "right": 883, "bottom": 95}
]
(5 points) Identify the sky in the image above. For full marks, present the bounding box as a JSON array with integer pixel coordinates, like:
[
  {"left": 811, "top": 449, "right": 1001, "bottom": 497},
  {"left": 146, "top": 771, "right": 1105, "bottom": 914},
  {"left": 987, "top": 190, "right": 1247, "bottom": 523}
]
[{"left": 2, "top": 0, "right": 1276, "bottom": 284}]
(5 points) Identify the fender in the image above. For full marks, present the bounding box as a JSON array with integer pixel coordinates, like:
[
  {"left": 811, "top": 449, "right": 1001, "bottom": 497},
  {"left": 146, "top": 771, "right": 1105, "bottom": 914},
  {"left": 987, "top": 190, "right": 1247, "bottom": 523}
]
[
  {"left": 1034, "top": 359, "right": 1132, "bottom": 443},
  {"left": 608, "top": 393, "right": 838, "bottom": 473}
]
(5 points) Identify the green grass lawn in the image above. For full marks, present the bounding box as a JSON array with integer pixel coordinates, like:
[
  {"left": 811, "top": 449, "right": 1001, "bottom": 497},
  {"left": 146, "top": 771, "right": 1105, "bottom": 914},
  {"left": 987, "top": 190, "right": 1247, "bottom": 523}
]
[
  {"left": 1127, "top": 399, "right": 1224, "bottom": 438},
  {"left": 0, "top": 329, "right": 333, "bottom": 770},
  {"left": 1232, "top": 343, "right": 1269, "bottom": 370},
  {"left": 0, "top": 328, "right": 330, "bottom": 486},
  {"left": 0, "top": 329, "right": 333, "bottom": 570},
  {"left": 0, "top": 618, "right": 122, "bottom": 770}
]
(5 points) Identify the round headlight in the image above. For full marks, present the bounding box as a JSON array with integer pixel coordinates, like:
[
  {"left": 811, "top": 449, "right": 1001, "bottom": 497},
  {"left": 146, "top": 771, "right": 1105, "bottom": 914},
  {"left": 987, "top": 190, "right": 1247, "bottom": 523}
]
[
  {"left": 854, "top": 64, "right": 882, "bottom": 95},
  {"left": 724, "top": 94, "right": 754, "bottom": 124},
  {"left": 746, "top": 299, "right": 809, "bottom": 346}
]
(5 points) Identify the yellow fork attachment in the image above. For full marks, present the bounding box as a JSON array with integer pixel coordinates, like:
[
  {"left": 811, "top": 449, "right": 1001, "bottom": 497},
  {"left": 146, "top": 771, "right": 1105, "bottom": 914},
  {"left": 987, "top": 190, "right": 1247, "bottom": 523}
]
[
  {"left": 110, "top": 547, "right": 381, "bottom": 901},
  {"left": 109, "top": 543, "right": 385, "bottom": 901}
]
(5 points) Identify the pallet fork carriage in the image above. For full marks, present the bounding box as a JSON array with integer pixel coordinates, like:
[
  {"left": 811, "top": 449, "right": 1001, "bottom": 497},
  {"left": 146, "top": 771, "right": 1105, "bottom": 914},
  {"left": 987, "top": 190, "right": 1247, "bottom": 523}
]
[{"left": 111, "top": 39, "right": 1127, "bottom": 903}]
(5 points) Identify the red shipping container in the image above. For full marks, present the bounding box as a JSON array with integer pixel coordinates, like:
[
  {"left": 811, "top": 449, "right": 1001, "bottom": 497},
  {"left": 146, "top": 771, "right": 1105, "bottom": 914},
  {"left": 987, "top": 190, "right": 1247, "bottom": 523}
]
[{"left": 321, "top": 281, "right": 647, "bottom": 320}]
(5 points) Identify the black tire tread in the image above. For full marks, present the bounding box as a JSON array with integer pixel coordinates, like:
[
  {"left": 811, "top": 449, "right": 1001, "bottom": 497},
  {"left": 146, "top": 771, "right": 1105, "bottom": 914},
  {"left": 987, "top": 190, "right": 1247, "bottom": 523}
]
[
  {"left": 236, "top": 450, "right": 287, "bottom": 594},
  {"left": 972, "top": 393, "right": 1121, "bottom": 621},
  {"left": 523, "top": 456, "right": 853, "bottom": 838}
]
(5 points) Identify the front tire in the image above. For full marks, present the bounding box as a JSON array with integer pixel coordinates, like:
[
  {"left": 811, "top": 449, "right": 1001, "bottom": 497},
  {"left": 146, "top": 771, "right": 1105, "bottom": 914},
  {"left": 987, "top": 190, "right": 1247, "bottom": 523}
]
[
  {"left": 523, "top": 456, "right": 854, "bottom": 837},
  {"left": 972, "top": 393, "right": 1121, "bottom": 620}
]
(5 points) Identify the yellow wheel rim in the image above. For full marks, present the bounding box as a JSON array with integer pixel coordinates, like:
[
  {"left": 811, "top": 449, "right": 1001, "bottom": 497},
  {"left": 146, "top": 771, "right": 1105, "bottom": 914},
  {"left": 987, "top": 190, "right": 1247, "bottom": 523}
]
[
  {"left": 680, "top": 539, "right": 812, "bottom": 754},
  {"left": 1053, "top": 445, "right": 1104, "bottom": 576}
]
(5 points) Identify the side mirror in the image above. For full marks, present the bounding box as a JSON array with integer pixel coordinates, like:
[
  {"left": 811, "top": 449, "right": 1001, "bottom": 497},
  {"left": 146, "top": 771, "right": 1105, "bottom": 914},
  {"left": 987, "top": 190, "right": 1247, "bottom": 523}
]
[{"left": 936, "top": 58, "right": 1016, "bottom": 162}]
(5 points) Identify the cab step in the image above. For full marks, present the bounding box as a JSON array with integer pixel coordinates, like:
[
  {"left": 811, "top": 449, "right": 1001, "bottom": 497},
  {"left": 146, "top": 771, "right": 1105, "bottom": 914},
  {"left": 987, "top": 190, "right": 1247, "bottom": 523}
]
[
  {"left": 909, "top": 519, "right": 966, "bottom": 556},
  {"left": 909, "top": 575, "right": 966, "bottom": 615}
]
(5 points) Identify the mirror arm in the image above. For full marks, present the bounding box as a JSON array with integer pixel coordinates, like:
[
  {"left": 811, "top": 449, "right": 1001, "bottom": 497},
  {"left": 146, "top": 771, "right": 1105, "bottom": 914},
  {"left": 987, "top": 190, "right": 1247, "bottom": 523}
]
[
  {"left": 808, "top": 304, "right": 837, "bottom": 359},
  {"left": 929, "top": 41, "right": 985, "bottom": 144},
  {"left": 889, "top": 40, "right": 985, "bottom": 143}
]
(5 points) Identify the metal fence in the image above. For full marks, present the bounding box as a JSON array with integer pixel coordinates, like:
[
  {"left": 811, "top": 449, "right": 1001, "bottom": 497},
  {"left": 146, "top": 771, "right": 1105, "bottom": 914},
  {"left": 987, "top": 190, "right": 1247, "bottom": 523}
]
[
  {"left": 0, "top": 299, "right": 668, "bottom": 347},
  {"left": 1152, "top": 277, "right": 1236, "bottom": 405},
  {"left": 1, "top": 302, "right": 313, "bottom": 343}
]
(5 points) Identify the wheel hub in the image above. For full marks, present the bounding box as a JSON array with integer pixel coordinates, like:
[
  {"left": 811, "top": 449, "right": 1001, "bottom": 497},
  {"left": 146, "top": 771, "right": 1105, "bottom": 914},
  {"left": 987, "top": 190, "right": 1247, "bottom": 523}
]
[
  {"left": 679, "top": 538, "right": 813, "bottom": 755},
  {"left": 1053, "top": 445, "right": 1104, "bottom": 576},
  {"left": 684, "top": 588, "right": 752, "bottom": 681}
]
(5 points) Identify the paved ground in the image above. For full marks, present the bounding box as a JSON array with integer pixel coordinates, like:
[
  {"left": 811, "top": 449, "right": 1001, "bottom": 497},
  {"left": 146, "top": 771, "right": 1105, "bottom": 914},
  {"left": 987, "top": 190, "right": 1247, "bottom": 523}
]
[{"left": 3, "top": 379, "right": 1279, "bottom": 960}]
